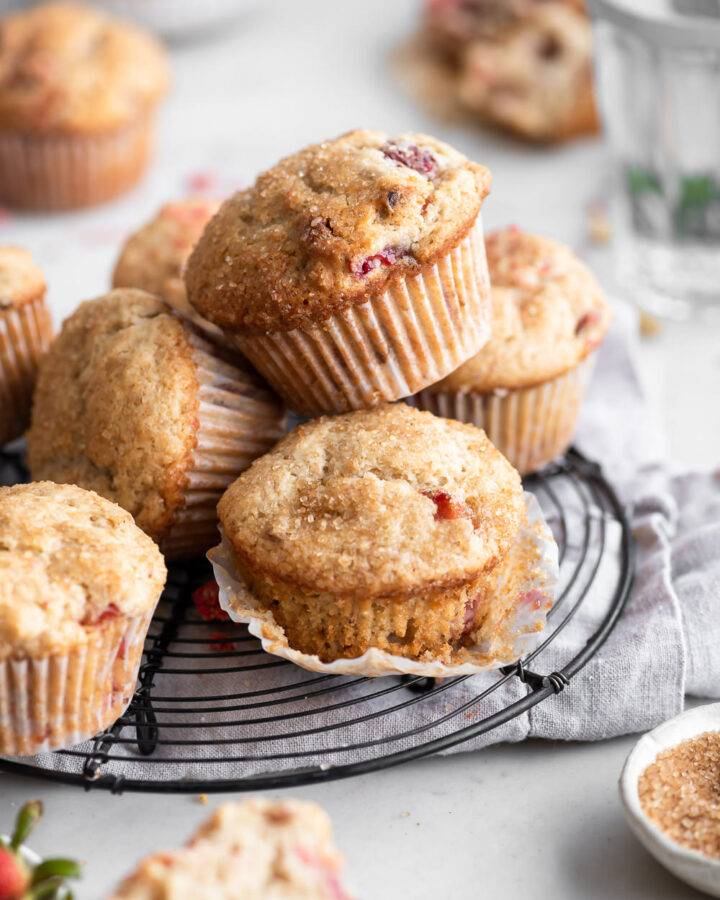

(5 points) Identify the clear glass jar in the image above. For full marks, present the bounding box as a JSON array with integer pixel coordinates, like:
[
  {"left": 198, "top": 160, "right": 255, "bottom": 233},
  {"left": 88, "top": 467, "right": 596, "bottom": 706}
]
[{"left": 590, "top": 0, "right": 720, "bottom": 318}]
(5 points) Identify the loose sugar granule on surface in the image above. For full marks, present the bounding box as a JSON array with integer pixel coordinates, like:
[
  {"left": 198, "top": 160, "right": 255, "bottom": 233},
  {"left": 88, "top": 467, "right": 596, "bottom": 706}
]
[{"left": 638, "top": 730, "right": 720, "bottom": 859}]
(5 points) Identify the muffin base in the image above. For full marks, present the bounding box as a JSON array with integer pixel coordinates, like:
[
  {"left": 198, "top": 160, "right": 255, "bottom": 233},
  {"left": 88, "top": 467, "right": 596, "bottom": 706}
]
[
  {"left": 159, "top": 333, "right": 286, "bottom": 561},
  {"left": 210, "top": 492, "right": 559, "bottom": 677},
  {"left": 229, "top": 215, "right": 491, "bottom": 416},
  {"left": 0, "top": 610, "right": 153, "bottom": 757},
  {"left": 0, "top": 295, "right": 54, "bottom": 446},
  {"left": 0, "top": 115, "right": 156, "bottom": 211},
  {"left": 412, "top": 356, "right": 595, "bottom": 475}
]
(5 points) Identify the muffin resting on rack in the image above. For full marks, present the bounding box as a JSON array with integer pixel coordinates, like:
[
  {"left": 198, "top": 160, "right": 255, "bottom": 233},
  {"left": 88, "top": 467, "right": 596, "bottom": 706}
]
[
  {"left": 27, "top": 289, "right": 286, "bottom": 560},
  {"left": 217, "top": 403, "right": 526, "bottom": 663},
  {"left": 107, "top": 799, "right": 354, "bottom": 900},
  {"left": 0, "top": 481, "right": 166, "bottom": 756}
]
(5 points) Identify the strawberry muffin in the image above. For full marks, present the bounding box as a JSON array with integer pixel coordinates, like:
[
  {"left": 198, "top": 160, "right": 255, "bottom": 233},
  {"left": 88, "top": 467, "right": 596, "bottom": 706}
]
[
  {"left": 422, "top": 0, "right": 597, "bottom": 143},
  {"left": 413, "top": 228, "right": 611, "bottom": 473},
  {"left": 27, "top": 290, "right": 286, "bottom": 560},
  {"left": 113, "top": 198, "right": 221, "bottom": 335},
  {"left": 0, "top": 2, "right": 169, "bottom": 209},
  {"left": 108, "top": 797, "right": 352, "bottom": 900},
  {"left": 0, "top": 247, "right": 53, "bottom": 446},
  {"left": 186, "top": 128, "right": 492, "bottom": 415},
  {"left": 217, "top": 403, "right": 525, "bottom": 663},
  {"left": 0, "top": 481, "right": 166, "bottom": 756},
  {"left": 107, "top": 799, "right": 354, "bottom": 900}
]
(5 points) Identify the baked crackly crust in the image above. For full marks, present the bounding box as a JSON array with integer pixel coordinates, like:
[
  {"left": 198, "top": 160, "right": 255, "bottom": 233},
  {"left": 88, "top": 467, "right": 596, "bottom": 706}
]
[
  {"left": 218, "top": 403, "right": 524, "bottom": 599},
  {"left": 0, "top": 481, "right": 166, "bottom": 660},
  {"left": 0, "top": 245, "right": 46, "bottom": 309},
  {"left": 429, "top": 228, "right": 611, "bottom": 393},
  {"left": 185, "top": 128, "right": 491, "bottom": 335},
  {"left": 27, "top": 289, "right": 200, "bottom": 542},
  {"left": 0, "top": 2, "right": 169, "bottom": 135},
  {"left": 107, "top": 799, "right": 352, "bottom": 900}
]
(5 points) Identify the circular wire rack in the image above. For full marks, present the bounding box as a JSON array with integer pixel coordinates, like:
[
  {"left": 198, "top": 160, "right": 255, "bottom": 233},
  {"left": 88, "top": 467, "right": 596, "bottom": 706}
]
[{"left": 0, "top": 445, "right": 634, "bottom": 794}]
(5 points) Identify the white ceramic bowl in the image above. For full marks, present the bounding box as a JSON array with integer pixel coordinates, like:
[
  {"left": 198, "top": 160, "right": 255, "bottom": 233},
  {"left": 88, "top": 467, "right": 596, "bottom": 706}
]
[{"left": 620, "top": 703, "right": 720, "bottom": 897}]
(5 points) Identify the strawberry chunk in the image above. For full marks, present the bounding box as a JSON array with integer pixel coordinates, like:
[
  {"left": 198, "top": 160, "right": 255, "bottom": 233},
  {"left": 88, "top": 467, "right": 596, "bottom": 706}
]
[
  {"left": 422, "top": 489, "right": 468, "bottom": 520},
  {"left": 192, "top": 580, "right": 229, "bottom": 622}
]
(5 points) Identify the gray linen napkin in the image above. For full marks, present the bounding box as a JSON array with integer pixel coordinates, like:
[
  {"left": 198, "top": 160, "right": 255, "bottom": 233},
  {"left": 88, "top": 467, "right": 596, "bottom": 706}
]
[{"left": 19, "top": 300, "right": 720, "bottom": 783}]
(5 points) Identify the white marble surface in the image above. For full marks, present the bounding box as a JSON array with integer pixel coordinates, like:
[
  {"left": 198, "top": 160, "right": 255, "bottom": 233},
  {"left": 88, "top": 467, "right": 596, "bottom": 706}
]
[{"left": 0, "top": 0, "right": 718, "bottom": 896}]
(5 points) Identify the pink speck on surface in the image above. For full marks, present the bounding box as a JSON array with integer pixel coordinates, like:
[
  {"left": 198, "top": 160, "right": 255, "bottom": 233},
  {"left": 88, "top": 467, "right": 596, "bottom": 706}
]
[{"left": 187, "top": 171, "right": 216, "bottom": 193}]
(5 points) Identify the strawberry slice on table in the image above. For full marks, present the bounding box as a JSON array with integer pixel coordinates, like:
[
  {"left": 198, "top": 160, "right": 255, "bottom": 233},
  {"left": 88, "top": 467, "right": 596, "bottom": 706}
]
[{"left": 0, "top": 801, "right": 81, "bottom": 900}]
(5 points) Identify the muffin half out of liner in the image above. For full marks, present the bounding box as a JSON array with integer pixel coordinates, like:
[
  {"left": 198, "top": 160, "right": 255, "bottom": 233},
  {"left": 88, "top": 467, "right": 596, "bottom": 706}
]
[
  {"left": 0, "top": 482, "right": 167, "bottom": 756},
  {"left": 185, "top": 129, "right": 493, "bottom": 416},
  {"left": 27, "top": 289, "right": 286, "bottom": 561},
  {"left": 209, "top": 404, "right": 558, "bottom": 676},
  {"left": 210, "top": 491, "right": 558, "bottom": 677}
]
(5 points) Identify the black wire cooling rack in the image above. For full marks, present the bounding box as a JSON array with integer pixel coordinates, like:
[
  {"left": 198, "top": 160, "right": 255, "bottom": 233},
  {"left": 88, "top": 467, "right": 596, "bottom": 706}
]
[{"left": 0, "top": 444, "right": 634, "bottom": 794}]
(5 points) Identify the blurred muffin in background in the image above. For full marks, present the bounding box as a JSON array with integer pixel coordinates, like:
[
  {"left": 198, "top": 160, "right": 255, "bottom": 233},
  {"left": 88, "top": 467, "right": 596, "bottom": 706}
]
[
  {"left": 113, "top": 198, "right": 221, "bottom": 335},
  {"left": 0, "top": 1, "right": 169, "bottom": 209},
  {"left": 0, "top": 246, "right": 53, "bottom": 447},
  {"left": 405, "top": 0, "right": 597, "bottom": 143}
]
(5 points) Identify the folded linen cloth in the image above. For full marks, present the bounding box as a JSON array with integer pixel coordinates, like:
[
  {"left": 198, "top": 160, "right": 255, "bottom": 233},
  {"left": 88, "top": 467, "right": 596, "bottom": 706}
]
[{"left": 8, "top": 299, "right": 719, "bottom": 783}]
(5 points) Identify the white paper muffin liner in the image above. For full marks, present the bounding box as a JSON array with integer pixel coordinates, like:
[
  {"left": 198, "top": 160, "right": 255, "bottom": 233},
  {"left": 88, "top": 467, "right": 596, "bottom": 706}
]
[
  {"left": 0, "top": 294, "right": 54, "bottom": 446},
  {"left": 0, "top": 609, "right": 154, "bottom": 757},
  {"left": 411, "top": 355, "right": 596, "bottom": 475},
  {"left": 229, "top": 215, "right": 492, "bottom": 416},
  {"left": 0, "top": 114, "right": 155, "bottom": 210},
  {"left": 208, "top": 491, "right": 559, "bottom": 678},
  {"left": 159, "top": 331, "right": 287, "bottom": 560}
]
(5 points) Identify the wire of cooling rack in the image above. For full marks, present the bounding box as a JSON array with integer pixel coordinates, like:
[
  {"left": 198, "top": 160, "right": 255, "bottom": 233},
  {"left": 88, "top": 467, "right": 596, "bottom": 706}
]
[{"left": 0, "top": 444, "right": 634, "bottom": 794}]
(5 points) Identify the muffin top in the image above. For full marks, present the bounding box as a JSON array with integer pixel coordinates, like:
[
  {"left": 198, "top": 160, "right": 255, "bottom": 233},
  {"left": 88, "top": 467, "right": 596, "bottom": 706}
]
[
  {"left": 108, "top": 800, "right": 350, "bottom": 900},
  {"left": 0, "top": 2, "right": 169, "bottom": 135},
  {"left": 0, "top": 246, "right": 46, "bottom": 309},
  {"left": 186, "top": 129, "right": 491, "bottom": 335},
  {"left": 0, "top": 481, "right": 166, "bottom": 659},
  {"left": 27, "top": 290, "right": 201, "bottom": 541},
  {"left": 429, "top": 228, "right": 610, "bottom": 393},
  {"left": 113, "top": 198, "right": 219, "bottom": 313},
  {"left": 219, "top": 404, "right": 524, "bottom": 599}
]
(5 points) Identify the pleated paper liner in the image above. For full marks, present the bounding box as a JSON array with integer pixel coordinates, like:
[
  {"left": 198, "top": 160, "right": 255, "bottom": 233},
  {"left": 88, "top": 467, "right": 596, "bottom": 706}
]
[
  {"left": 209, "top": 492, "right": 559, "bottom": 678},
  {"left": 159, "top": 332, "right": 287, "bottom": 560},
  {"left": 411, "top": 356, "right": 596, "bottom": 475},
  {"left": 228, "top": 215, "right": 492, "bottom": 416},
  {"left": 0, "top": 114, "right": 156, "bottom": 210},
  {"left": 0, "top": 294, "right": 54, "bottom": 446},
  {"left": 0, "top": 609, "right": 154, "bottom": 757}
]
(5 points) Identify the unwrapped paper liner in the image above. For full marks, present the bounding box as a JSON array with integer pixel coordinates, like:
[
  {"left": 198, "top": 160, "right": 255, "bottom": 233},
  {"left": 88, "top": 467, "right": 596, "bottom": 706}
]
[{"left": 208, "top": 491, "right": 559, "bottom": 678}]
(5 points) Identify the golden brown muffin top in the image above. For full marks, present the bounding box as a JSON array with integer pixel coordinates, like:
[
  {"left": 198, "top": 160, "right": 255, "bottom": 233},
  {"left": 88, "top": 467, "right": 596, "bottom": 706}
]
[
  {"left": 219, "top": 404, "right": 524, "bottom": 599},
  {"left": 112, "top": 198, "right": 219, "bottom": 315},
  {"left": 429, "top": 228, "right": 611, "bottom": 393},
  {"left": 108, "top": 800, "right": 351, "bottom": 900},
  {"left": 186, "top": 129, "right": 491, "bottom": 335},
  {"left": 0, "top": 245, "right": 46, "bottom": 309},
  {"left": 0, "top": 481, "right": 166, "bottom": 659},
  {"left": 0, "top": 2, "right": 169, "bottom": 135},
  {"left": 27, "top": 290, "right": 200, "bottom": 542}
]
